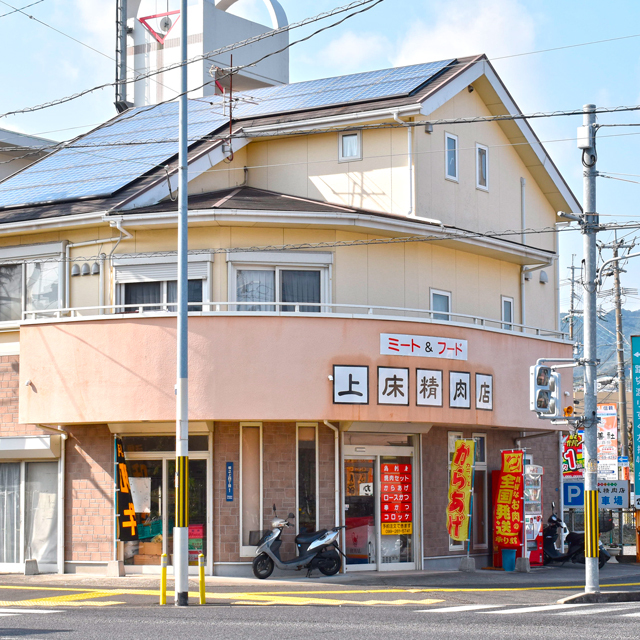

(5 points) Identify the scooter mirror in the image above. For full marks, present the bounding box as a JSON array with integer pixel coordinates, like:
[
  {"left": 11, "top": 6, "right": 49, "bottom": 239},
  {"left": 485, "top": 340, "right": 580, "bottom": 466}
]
[
  {"left": 288, "top": 513, "right": 295, "bottom": 520},
  {"left": 552, "top": 501, "right": 556, "bottom": 509}
]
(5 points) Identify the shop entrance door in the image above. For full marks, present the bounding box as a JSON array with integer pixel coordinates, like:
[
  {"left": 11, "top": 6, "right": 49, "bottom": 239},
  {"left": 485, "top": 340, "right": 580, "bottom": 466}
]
[{"left": 343, "top": 440, "right": 416, "bottom": 572}]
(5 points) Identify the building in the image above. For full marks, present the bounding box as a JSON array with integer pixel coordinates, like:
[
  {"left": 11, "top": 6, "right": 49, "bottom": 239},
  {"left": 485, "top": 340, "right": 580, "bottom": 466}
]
[
  {"left": 0, "top": 128, "right": 52, "bottom": 182},
  {"left": 0, "top": 54, "right": 577, "bottom": 576}
]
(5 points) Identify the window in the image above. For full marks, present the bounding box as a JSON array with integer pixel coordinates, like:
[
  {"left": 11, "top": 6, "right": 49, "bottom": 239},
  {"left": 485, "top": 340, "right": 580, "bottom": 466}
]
[
  {"left": 228, "top": 252, "right": 332, "bottom": 313},
  {"left": 122, "top": 280, "right": 203, "bottom": 313},
  {"left": 0, "top": 262, "right": 61, "bottom": 323},
  {"left": 296, "top": 424, "right": 318, "bottom": 534},
  {"left": 502, "top": 296, "right": 514, "bottom": 330},
  {"left": 339, "top": 132, "right": 362, "bottom": 162},
  {"left": 447, "top": 432, "right": 464, "bottom": 550},
  {"left": 472, "top": 433, "right": 488, "bottom": 549},
  {"left": 445, "top": 132, "right": 458, "bottom": 181},
  {"left": 476, "top": 143, "right": 489, "bottom": 190},
  {"left": 240, "top": 423, "right": 263, "bottom": 555},
  {"left": 430, "top": 289, "right": 451, "bottom": 322}
]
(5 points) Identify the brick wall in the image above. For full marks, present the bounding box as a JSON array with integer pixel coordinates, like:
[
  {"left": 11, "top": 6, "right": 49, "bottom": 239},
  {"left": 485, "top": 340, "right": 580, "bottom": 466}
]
[
  {"left": 0, "top": 356, "right": 40, "bottom": 436},
  {"left": 422, "top": 427, "right": 561, "bottom": 560},
  {"left": 64, "top": 425, "right": 114, "bottom": 562},
  {"left": 212, "top": 421, "right": 336, "bottom": 564}
]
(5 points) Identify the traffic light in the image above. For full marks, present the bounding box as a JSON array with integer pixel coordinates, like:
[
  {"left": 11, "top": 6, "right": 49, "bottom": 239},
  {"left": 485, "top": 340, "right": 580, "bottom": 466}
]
[{"left": 530, "top": 365, "right": 561, "bottom": 417}]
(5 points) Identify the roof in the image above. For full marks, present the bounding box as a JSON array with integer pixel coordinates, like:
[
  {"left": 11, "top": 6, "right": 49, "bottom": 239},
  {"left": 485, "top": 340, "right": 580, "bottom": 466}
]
[{"left": 0, "top": 127, "right": 53, "bottom": 151}]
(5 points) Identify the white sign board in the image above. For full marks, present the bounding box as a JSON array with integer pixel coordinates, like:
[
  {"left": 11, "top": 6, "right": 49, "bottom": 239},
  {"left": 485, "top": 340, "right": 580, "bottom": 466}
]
[
  {"left": 380, "top": 334, "right": 467, "bottom": 360},
  {"left": 378, "top": 367, "right": 409, "bottom": 406},
  {"left": 416, "top": 369, "right": 443, "bottom": 407},
  {"left": 129, "top": 477, "right": 151, "bottom": 514},
  {"left": 449, "top": 371, "right": 471, "bottom": 409},
  {"left": 333, "top": 365, "right": 368, "bottom": 404},
  {"left": 597, "top": 480, "right": 630, "bottom": 509}
]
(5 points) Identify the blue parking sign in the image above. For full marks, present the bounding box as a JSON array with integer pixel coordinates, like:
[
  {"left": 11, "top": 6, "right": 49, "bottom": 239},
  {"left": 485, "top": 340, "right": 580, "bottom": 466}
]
[{"left": 564, "top": 481, "right": 584, "bottom": 507}]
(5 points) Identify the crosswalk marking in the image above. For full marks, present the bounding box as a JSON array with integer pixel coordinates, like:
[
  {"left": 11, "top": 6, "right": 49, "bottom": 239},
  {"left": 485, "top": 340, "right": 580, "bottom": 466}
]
[
  {"left": 555, "top": 605, "right": 638, "bottom": 616},
  {"left": 0, "top": 608, "right": 61, "bottom": 614},
  {"left": 620, "top": 611, "right": 640, "bottom": 617},
  {"left": 418, "top": 605, "right": 504, "bottom": 613},
  {"left": 486, "top": 604, "right": 589, "bottom": 614}
]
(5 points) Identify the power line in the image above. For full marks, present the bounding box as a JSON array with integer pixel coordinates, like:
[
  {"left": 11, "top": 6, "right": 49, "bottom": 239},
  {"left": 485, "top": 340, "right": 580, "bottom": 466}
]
[{"left": 0, "top": 0, "right": 42, "bottom": 18}]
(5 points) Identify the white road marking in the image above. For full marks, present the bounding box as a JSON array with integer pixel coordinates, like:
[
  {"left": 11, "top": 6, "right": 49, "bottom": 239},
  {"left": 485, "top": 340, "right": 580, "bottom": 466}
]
[
  {"left": 485, "top": 604, "right": 590, "bottom": 614},
  {"left": 555, "top": 604, "right": 639, "bottom": 615},
  {"left": 0, "top": 608, "right": 62, "bottom": 614},
  {"left": 417, "top": 605, "right": 505, "bottom": 613}
]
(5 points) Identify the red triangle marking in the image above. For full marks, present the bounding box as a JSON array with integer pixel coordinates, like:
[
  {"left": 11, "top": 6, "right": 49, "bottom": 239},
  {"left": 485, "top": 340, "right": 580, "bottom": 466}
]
[{"left": 139, "top": 10, "right": 181, "bottom": 45}]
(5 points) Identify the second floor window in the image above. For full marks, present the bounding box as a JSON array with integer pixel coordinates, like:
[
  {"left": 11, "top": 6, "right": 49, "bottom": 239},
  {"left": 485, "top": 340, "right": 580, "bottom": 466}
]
[
  {"left": 476, "top": 143, "right": 489, "bottom": 190},
  {"left": 339, "top": 132, "right": 362, "bottom": 162},
  {"left": 0, "top": 261, "right": 60, "bottom": 322},
  {"left": 123, "top": 280, "right": 203, "bottom": 313},
  {"left": 445, "top": 132, "right": 458, "bottom": 181},
  {"left": 431, "top": 289, "right": 451, "bottom": 322},
  {"left": 236, "top": 269, "right": 322, "bottom": 312}
]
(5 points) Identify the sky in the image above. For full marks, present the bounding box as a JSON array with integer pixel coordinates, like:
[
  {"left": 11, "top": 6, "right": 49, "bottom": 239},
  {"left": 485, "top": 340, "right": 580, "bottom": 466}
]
[{"left": 1, "top": 0, "right": 640, "bottom": 313}]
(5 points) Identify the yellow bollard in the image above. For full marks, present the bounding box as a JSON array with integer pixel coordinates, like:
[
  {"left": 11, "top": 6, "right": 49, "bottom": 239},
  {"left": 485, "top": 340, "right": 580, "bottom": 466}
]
[
  {"left": 198, "top": 554, "right": 205, "bottom": 604},
  {"left": 160, "top": 553, "right": 168, "bottom": 606}
]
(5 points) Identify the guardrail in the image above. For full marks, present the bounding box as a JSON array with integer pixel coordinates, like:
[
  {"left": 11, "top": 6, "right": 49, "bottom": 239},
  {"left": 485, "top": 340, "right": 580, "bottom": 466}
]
[{"left": 22, "top": 301, "right": 569, "bottom": 340}]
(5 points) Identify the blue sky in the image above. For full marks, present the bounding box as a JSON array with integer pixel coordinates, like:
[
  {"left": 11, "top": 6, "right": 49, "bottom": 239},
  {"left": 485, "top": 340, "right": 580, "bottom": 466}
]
[{"left": 1, "top": 0, "right": 640, "bottom": 312}]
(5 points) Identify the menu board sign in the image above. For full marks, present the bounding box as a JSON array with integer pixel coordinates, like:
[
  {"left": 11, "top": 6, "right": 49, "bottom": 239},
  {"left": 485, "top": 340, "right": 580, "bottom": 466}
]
[{"left": 380, "top": 462, "right": 412, "bottom": 535}]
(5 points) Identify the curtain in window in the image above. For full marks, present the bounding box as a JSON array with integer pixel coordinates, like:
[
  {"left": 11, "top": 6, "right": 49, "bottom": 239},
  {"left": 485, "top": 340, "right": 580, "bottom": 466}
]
[
  {"left": 167, "top": 280, "right": 203, "bottom": 312},
  {"left": 281, "top": 270, "right": 321, "bottom": 312},
  {"left": 124, "top": 282, "right": 162, "bottom": 312},
  {"left": 26, "top": 262, "right": 59, "bottom": 313},
  {"left": 236, "top": 270, "right": 275, "bottom": 311},
  {"left": 0, "top": 463, "right": 20, "bottom": 563},
  {"left": 341, "top": 134, "right": 359, "bottom": 159},
  {"left": 25, "top": 462, "right": 58, "bottom": 565},
  {"left": 0, "top": 265, "right": 22, "bottom": 322}
]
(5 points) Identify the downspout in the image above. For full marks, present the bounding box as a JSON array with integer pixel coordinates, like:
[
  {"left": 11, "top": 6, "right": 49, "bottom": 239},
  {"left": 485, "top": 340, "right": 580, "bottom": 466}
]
[
  {"left": 393, "top": 111, "right": 413, "bottom": 216},
  {"left": 38, "top": 424, "right": 67, "bottom": 575},
  {"left": 520, "top": 178, "right": 526, "bottom": 329},
  {"left": 107, "top": 218, "right": 134, "bottom": 311},
  {"left": 323, "top": 420, "right": 340, "bottom": 529}
]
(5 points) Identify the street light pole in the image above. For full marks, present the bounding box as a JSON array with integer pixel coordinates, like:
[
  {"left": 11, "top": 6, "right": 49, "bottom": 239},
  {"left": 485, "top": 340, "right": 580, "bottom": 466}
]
[
  {"left": 581, "top": 103, "right": 600, "bottom": 593},
  {"left": 174, "top": 0, "right": 190, "bottom": 607}
]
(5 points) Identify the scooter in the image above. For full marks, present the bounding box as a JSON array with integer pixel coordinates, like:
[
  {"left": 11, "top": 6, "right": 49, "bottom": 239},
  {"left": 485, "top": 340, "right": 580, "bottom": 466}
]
[
  {"left": 252, "top": 504, "right": 345, "bottom": 579},
  {"left": 543, "top": 503, "right": 610, "bottom": 569}
]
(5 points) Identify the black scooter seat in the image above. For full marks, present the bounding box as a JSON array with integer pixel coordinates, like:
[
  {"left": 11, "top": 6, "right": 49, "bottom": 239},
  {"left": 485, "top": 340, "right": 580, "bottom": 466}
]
[{"left": 296, "top": 529, "right": 328, "bottom": 544}]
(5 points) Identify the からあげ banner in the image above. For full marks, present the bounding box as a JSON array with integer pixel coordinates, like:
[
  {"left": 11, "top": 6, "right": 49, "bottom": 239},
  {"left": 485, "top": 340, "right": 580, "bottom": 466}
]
[
  {"left": 493, "top": 450, "right": 524, "bottom": 549},
  {"left": 446, "top": 439, "right": 475, "bottom": 541},
  {"left": 115, "top": 437, "right": 138, "bottom": 541}
]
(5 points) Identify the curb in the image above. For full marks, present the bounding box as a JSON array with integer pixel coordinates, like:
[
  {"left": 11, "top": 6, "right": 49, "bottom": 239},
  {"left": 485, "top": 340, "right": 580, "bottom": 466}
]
[{"left": 558, "top": 591, "right": 640, "bottom": 604}]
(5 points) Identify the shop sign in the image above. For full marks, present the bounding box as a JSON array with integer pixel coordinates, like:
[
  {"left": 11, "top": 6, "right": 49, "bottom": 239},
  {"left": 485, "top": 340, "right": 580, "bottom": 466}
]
[
  {"left": 633, "top": 336, "right": 640, "bottom": 508},
  {"left": 562, "top": 431, "right": 584, "bottom": 477},
  {"left": 115, "top": 436, "right": 138, "bottom": 541},
  {"left": 597, "top": 404, "right": 618, "bottom": 479},
  {"left": 449, "top": 371, "right": 471, "bottom": 409},
  {"left": 598, "top": 480, "right": 629, "bottom": 508},
  {"left": 416, "top": 369, "right": 442, "bottom": 406},
  {"left": 493, "top": 450, "right": 524, "bottom": 549},
  {"left": 445, "top": 439, "right": 475, "bottom": 541},
  {"left": 380, "top": 333, "right": 467, "bottom": 360},
  {"left": 333, "top": 365, "right": 369, "bottom": 404},
  {"left": 345, "top": 461, "right": 373, "bottom": 497},
  {"left": 380, "top": 461, "right": 412, "bottom": 535},
  {"left": 378, "top": 367, "right": 409, "bottom": 406},
  {"left": 226, "top": 462, "right": 233, "bottom": 501}
]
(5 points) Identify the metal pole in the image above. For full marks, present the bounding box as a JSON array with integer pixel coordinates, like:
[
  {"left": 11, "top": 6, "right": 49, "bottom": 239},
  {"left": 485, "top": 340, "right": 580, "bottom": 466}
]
[
  {"left": 569, "top": 255, "right": 576, "bottom": 342},
  {"left": 581, "top": 103, "right": 600, "bottom": 593},
  {"left": 174, "top": 0, "right": 189, "bottom": 607},
  {"left": 115, "top": 0, "right": 128, "bottom": 110}
]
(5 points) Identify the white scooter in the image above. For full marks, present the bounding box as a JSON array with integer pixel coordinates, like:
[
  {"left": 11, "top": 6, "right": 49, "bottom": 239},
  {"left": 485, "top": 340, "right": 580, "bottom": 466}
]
[{"left": 252, "top": 504, "right": 345, "bottom": 579}]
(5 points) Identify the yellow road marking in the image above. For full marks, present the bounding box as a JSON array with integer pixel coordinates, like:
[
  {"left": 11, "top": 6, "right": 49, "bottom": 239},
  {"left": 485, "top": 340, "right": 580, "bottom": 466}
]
[{"left": 0, "top": 591, "right": 129, "bottom": 607}]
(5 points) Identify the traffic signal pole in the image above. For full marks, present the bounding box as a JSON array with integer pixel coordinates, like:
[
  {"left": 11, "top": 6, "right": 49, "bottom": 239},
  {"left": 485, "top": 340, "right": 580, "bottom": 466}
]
[{"left": 581, "top": 104, "right": 600, "bottom": 593}]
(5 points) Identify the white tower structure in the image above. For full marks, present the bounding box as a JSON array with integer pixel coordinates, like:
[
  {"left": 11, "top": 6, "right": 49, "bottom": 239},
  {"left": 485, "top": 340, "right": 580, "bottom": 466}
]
[{"left": 116, "top": 0, "right": 289, "bottom": 110}]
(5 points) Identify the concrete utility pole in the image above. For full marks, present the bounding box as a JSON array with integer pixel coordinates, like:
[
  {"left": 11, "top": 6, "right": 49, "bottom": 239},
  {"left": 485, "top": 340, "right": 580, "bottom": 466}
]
[
  {"left": 566, "top": 255, "right": 582, "bottom": 345},
  {"left": 580, "top": 104, "right": 600, "bottom": 594},
  {"left": 174, "top": 0, "right": 190, "bottom": 607}
]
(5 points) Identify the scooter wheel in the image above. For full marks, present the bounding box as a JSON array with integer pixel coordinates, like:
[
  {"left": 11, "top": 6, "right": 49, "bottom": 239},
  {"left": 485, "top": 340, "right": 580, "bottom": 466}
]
[
  {"left": 317, "top": 550, "right": 341, "bottom": 576},
  {"left": 252, "top": 553, "right": 274, "bottom": 579}
]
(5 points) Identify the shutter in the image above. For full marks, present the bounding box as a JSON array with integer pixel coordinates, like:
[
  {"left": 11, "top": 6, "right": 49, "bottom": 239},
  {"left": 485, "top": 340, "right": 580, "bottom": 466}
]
[{"left": 114, "top": 261, "right": 208, "bottom": 283}]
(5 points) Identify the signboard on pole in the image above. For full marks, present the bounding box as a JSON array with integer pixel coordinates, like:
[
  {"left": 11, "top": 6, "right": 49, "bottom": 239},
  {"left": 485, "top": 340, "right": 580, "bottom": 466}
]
[
  {"left": 115, "top": 437, "right": 138, "bottom": 541},
  {"left": 563, "top": 479, "right": 629, "bottom": 509},
  {"left": 598, "top": 403, "right": 619, "bottom": 479},
  {"left": 562, "top": 431, "right": 584, "bottom": 477},
  {"left": 493, "top": 450, "right": 524, "bottom": 549},
  {"left": 632, "top": 337, "right": 640, "bottom": 508},
  {"left": 445, "top": 439, "right": 475, "bottom": 541}
]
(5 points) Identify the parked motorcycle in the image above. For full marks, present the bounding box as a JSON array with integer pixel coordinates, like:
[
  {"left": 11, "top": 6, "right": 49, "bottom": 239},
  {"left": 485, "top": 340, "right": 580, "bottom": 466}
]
[
  {"left": 252, "top": 504, "right": 346, "bottom": 579},
  {"left": 543, "top": 502, "right": 610, "bottom": 569}
]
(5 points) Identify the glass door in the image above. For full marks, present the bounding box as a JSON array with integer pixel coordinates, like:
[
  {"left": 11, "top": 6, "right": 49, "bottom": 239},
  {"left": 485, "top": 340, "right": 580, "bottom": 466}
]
[{"left": 344, "top": 458, "right": 377, "bottom": 569}]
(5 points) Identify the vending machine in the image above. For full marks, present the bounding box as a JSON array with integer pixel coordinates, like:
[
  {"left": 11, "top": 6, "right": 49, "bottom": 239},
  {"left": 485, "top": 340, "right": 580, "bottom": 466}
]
[{"left": 524, "top": 464, "right": 544, "bottom": 566}]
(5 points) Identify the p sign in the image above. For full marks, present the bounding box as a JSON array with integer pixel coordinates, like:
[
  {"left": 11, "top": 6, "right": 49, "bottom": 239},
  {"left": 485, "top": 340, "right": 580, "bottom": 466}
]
[{"left": 564, "top": 481, "right": 584, "bottom": 507}]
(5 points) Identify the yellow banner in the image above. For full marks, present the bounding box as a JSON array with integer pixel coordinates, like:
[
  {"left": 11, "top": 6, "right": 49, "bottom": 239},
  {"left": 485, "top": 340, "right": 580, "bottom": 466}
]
[
  {"left": 445, "top": 439, "right": 475, "bottom": 541},
  {"left": 381, "top": 522, "right": 412, "bottom": 535}
]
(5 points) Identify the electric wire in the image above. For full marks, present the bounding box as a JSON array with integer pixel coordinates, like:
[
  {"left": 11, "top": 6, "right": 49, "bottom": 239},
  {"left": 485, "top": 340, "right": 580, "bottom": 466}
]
[{"left": 0, "top": 0, "right": 42, "bottom": 18}]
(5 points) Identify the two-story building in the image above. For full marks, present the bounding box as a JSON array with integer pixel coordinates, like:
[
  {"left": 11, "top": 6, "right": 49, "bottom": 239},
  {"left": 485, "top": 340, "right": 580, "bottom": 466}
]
[{"left": 0, "top": 54, "right": 577, "bottom": 576}]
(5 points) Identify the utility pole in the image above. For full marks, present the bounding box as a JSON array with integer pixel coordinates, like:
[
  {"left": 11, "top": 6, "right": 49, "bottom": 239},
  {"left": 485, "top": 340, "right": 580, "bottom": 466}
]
[
  {"left": 115, "top": 0, "right": 129, "bottom": 112},
  {"left": 566, "top": 255, "right": 582, "bottom": 345},
  {"left": 174, "top": 0, "right": 190, "bottom": 607},
  {"left": 580, "top": 104, "right": 600, "bottom": 594}
]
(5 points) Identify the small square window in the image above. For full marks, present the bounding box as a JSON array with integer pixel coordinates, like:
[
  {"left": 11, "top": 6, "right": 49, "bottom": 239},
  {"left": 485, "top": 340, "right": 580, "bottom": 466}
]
[
  {"left": 445, "top": 133, "right": 458, "bottom": 181},
  {"left": 339, "top": 132, "right": 362, "bottom": 162},
  {"left": 431, "top": 289, "right": 451, "bottom": 322},
  {"left": 502, "top": 296, "right": 514, "bottom": 330},
  {"left": 476, "top": 143, "right": 489, "bottom": 190}
]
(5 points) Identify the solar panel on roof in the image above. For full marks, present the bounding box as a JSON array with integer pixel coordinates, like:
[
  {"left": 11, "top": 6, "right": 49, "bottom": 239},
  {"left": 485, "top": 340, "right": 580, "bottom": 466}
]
[{"left": 0, "top": 59, "right": 454, "bottom": 209}]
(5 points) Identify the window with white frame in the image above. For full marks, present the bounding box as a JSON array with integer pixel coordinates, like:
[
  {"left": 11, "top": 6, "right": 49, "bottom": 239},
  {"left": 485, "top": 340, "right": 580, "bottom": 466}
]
[
  {"left": 240, "top": 422, "right": 263, "bottom": 556},
  {"left": 0, "top": 243, "right": 64, "bottom": 323},
  {"left": 476, "top": 143, "right": 489, "bottom": 190},
  {"left": 502, "top": 296, "right": 514, "bottom": 330},
  {"left": 445, "top": 132, "right": 458, "bottom": 181},
  {"left": 297, "top": 423, "right": 318, "bottom": 534},
  {"left": 113, "top": 254, "right": 212, "bottom": 313},
  {"left": 472, "top": 433, "right": 488, "bottom": 549},
  {"left": 228, "top": 252, "right": 332, "bottom": 312},
  {"left": 447, "top": 431, "right": 464, "bottom": 550},
  {"left": 431, "top": 288, "right": 451, "bottom": 322},
  {"left": 339, "top": 131, "right": 362, "bottom": 162}
]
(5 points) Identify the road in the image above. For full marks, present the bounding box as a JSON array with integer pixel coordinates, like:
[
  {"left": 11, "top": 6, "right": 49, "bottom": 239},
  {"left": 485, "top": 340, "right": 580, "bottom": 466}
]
[{"left": 0, "top": 563, "right": 639, "bottom": 639}]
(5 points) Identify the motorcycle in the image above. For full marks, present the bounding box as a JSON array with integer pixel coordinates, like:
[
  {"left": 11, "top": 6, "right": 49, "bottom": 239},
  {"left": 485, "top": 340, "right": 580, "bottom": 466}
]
[
  {"left": 543, "top": 502, "right": 610, "bottom": 569},
  {"left": 252, "top": 504, "right": 346, "bottom": 579}
]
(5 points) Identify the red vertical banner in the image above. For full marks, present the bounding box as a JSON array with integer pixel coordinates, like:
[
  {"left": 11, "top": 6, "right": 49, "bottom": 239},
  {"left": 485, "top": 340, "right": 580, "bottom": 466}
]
[
  {"left": 380, "top": 462, "right": 412, "bottom": 535},
  {"left": 493, "top": 450, "right": 524, "bottom": 549}
]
